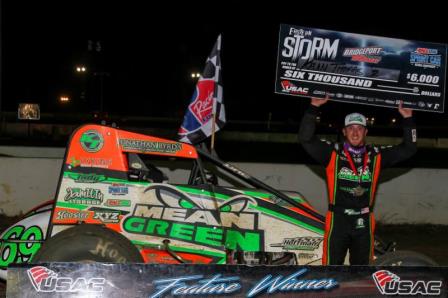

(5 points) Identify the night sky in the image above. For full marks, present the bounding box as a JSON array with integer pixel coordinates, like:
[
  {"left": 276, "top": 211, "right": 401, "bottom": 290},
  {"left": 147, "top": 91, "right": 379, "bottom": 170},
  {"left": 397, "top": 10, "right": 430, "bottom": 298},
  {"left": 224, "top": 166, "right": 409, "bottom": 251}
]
[{"left": 1, "top": 2, "right": 447, "bottom": 129}]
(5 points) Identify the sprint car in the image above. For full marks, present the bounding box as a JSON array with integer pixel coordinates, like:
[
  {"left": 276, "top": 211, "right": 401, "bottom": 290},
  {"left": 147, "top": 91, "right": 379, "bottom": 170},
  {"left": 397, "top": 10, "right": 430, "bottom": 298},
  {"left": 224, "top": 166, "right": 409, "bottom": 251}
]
[{"left": 0, "top": 124, "right": 437, "bottom": 280}]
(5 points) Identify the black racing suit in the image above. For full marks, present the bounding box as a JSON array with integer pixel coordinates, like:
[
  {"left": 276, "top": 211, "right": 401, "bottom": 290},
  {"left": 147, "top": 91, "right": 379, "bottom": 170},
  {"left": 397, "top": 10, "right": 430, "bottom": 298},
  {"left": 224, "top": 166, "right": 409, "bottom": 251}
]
[{"left": 298, "top": 105, "right": 417, "bottom": 265}]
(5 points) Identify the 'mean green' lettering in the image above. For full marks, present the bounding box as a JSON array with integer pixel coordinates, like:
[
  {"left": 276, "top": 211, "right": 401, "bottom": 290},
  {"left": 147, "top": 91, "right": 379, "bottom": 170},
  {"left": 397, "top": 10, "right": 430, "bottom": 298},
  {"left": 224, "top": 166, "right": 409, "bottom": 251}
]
[
  {"left": 225, "top": 230, "right": 260, "bottom": 251},
  {"left": 196, "top": 226, "right": 223, "bottom": 247},
  {"left": 122, "top": 216, "right": 262, "bottom": 250},
  {"left": 170, "top": 223, "right": 194, "bottom": 241},
  {"left": 124, "top": 217, "right": 146, "bottom": 233},
  {"left": 146, "top": 219, "right": 169, "bottom": 235}
]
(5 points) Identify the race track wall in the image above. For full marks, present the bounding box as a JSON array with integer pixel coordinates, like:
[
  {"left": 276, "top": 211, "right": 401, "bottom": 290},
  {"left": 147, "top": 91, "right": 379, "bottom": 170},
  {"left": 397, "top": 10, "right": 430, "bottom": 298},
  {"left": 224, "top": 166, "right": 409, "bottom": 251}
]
[{"left": 1, "top": 155, "right": 447, "bottom": 224}]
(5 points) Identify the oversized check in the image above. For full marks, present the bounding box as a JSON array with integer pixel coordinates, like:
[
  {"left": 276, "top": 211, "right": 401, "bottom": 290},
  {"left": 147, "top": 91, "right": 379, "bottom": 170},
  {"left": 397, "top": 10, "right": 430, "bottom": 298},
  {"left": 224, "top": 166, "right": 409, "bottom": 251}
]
[{"left": 275, "top": 24, "right": 447, "bottom": 113}]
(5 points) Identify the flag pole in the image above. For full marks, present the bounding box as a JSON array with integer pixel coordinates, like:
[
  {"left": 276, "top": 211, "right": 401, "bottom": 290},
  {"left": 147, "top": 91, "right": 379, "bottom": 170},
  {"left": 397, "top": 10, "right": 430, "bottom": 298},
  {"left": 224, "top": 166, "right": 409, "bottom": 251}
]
[{"left": 211, "top": 111, "right": 216, "bottom": 150}]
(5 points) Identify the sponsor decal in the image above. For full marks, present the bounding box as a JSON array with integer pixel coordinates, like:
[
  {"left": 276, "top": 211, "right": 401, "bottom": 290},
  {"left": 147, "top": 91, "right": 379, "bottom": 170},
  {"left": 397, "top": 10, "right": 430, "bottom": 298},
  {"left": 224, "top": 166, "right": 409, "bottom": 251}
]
[
  {"left": 69, "top": 157, "right": 112, "bottom": 169},
  {"left": 55, "top": 210, "right": 89, "bottom": 221},
  {"left": 69, "top": 157, "right": 81, "bottom": 168},
  {"left": 131, "top": 162, "right": 142, "bottom": 169},
  {"left": 412, "top": 129, "right": 417, "bottom": 142},
  {"left": 282, "top": 28, "right": 339, "bottom": 64},
  {"left": 373, "top": 270, "right": 442, "bottom": 295},
  {"left": 347, "top": 114, "right": 364, "bottom": 123},
  {"left": 222, "top": 163, "right": 251, "bottom": 179},
  {"left": 64, "top": 188, "right": 104, "bottom": 205},
  {"left": 80, "top": 130, "right": 104, "bottom": 153},
  {"left": 344, "top": 94, "right": 354, "bottom": 99},
  {"left": 105, "top": 199, "right": 131, "bottom": 207},
  {"left": 355, "top": 218, "right": 365, "bottom": 229},
  {"left": 122, "top": 185, "right": 262, "bottom": 251},
  {"left": 124, "top": 204, "right": 262, "bottom": 251},
  {"left": 280, "top": 80, "right": 309, "bottom": 95},
  {"left": 342, "top": 207, "right": 369, "bottom": 216},
  {"left": 410, "top": 48, "right": 441, "bottom": 69},
  {"left": 0, "top": 226, "right": 43, "bottom": 267},
  {"left": 337, "top": 167, "right": 372, "bottom": 182},
  {"left": 270, "top": 237, "right": 323, "bottom": 251},
  {"left": 67, "top": 173, "right": 107, "bottom": 183},
  {"left": 79, "top": 157, "right": 112, "bottom": 168},
  {"left": 27, "top": 266, "right": 105, "bottom": 293},
  {"left": 188, "top": 79, "right": 214, "bottom": 124},
  {"left": 350, "top": 55, "right": 381, "bottom": 64},
  {"left": 313, "top": 90, "right": 327, "bottom": 96},
  {"left": 343, "top": 47, "right": 382, "bottom": 56},
  {"left": 341, "top": 186, "right": 367, "bottom": 196},
  {"left": 288, "top": 27, "right": 312, "bottom": 37},
  {"left": 416, "top": 48, "right": 438, "bottom": 55},
  {"left": 108, "top": 183, "right": 128, "bottom": 196},
  {"left": 343, "top": 47, "right": 383, "bottom": 64},
  {"left": 119, "top": 139, "right": 182, "bottom": 154},
  {"left": 297, "top": 253, "right": 318, "bottom": 260},
  {"left": 89, "top": 239, "right": 129, "bottom": 262},
  {"left": 93, "top": 211, "right": 120, "bottom": 223}
]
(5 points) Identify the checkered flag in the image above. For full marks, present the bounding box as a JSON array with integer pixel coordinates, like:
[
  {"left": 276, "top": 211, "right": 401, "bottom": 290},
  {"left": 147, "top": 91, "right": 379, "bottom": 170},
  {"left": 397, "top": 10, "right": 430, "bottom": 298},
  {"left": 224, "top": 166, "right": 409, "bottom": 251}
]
[{"left": 178, "top": 35, "right": 225, "bottom": 144}]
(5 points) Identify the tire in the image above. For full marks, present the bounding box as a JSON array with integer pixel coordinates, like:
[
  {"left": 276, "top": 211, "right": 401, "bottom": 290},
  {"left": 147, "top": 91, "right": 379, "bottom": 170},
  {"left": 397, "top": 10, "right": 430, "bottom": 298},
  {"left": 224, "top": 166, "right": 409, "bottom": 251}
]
[
  {"left": 372, "top": 250, "right": 438, "bottom": 266},
  {"left": 32, "top": 224, "right": 143, "bottom": 263}
]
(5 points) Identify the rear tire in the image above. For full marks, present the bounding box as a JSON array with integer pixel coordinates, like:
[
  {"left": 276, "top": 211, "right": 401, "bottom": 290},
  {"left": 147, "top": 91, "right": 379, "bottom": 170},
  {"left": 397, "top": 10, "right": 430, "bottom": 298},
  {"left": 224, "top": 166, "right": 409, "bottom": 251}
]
[
  {"left": 32, "top": 224, "right": 143, "bottom": 263},
  {"left": 372, "top": 250, "right": 438, "bottom": 266}
]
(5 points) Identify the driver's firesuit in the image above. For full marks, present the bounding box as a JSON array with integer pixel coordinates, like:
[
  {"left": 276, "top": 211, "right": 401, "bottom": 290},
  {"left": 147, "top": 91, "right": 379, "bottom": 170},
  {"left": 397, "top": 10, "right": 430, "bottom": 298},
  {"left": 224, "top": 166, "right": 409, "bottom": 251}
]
[{"left": 298, "top": 105, "right": 417, "bottom": 265}]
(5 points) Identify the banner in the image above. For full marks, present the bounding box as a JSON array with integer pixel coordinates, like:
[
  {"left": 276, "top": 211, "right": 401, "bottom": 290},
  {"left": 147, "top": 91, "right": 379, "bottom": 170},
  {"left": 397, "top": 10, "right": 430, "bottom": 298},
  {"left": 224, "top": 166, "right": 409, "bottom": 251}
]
[
  {"left": 275, "top": 24, "right": 447, "bottom": 113},
  {"left": 7, "top": 263, "right": 448, "bottom": 297}
]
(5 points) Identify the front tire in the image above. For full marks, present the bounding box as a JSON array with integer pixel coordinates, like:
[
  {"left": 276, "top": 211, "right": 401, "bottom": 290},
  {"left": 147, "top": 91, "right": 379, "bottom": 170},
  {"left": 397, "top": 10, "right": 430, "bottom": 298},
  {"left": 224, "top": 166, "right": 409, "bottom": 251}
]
[{"left": 32, "top": 224, "right": 143, "bottom": 263}]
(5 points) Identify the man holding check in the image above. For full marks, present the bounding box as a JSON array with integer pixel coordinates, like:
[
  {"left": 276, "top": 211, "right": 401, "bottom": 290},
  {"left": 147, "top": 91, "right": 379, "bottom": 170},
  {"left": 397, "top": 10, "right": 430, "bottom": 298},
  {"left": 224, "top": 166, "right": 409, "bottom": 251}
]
[{"left": 298, "top": 96, "right": 417, "bottom": 265}]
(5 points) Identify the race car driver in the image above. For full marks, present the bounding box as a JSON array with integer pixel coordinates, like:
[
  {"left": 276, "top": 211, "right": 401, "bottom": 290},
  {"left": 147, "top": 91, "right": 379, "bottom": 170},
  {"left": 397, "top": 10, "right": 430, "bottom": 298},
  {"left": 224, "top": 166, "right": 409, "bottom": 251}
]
[{"left": 298, "top": 96, "right": 417, "bottom": 265}]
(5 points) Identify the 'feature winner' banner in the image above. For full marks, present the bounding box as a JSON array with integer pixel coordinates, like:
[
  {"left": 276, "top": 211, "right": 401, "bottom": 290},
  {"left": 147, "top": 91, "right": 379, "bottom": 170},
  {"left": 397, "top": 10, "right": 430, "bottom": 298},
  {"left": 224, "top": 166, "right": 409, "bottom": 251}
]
[
  {"left": 275, "top": 24, "right": 447, "bottom": 113},
  {"left": 7, "top": 263, "right": 448, "bottom": 297}
]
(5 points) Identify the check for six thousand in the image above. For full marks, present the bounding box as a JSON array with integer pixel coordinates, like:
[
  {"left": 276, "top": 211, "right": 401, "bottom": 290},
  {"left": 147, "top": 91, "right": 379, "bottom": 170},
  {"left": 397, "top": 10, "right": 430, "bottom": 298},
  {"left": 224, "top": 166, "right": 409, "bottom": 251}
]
[{"left": 275, "top": 24, "right": 447, "bottom": 113}]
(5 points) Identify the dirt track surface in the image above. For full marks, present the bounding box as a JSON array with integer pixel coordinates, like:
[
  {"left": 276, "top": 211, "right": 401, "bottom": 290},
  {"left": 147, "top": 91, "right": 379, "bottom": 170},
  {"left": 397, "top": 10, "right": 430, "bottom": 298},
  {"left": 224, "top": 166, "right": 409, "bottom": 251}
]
[{"left": 1, "top": 216, "right": 447, "bottom": 297}]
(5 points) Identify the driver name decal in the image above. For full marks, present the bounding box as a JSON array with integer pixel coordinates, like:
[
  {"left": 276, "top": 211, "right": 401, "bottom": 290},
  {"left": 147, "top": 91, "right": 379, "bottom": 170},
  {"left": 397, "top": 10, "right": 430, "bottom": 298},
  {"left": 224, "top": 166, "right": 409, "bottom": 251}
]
[{"left": 119, "top": 139, "right": 182, "bottom": 154}]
